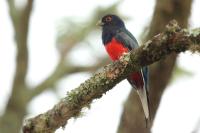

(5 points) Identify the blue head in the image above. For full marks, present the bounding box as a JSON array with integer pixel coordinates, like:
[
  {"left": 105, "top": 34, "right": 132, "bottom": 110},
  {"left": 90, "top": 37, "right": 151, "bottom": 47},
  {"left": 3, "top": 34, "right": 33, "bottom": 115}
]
[
  {"left": 97, "top": 14, "right": 125, "bottom": 44},
  {"left": 98, "top": 14, "right": 125, "bottom": 29}
]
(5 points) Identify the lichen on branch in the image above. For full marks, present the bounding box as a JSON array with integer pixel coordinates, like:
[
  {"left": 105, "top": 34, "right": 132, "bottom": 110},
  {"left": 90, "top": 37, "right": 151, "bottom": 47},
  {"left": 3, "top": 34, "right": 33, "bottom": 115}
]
[{"left": 23, "top": 20, "right": 200, "bottom": 133}]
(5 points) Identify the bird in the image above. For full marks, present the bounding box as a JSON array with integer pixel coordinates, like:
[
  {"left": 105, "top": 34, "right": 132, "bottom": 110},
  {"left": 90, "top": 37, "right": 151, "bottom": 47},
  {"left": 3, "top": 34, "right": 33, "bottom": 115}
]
[{"left": 97, "top": 14, "right": 150, "bottom": 124}]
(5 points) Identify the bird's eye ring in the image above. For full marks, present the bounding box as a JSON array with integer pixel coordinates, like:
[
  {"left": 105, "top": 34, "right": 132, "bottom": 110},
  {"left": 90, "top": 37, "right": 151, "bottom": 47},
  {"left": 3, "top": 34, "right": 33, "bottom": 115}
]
[{"left": 105, "top": 16, "right": 112, "bottom": 22}]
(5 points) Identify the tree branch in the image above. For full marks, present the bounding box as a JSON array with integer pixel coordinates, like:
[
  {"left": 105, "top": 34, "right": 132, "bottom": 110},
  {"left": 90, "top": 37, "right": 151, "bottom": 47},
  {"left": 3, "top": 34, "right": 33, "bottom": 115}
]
[
  {"left": 0, "top": 1, "right": 34, "bottom": 132},
  {"left": 23, "top": 20, "right": 200, "bottom": 133},
  {"left": 7, "top": 0, "right": 34, "bottom": 91}
]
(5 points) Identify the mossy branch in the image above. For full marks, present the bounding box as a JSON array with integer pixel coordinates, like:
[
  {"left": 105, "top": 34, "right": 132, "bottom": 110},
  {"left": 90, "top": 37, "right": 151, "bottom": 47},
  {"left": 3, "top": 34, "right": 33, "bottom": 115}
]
[{"left": 23, "top": 20, "right": 200, "bottom": 133}]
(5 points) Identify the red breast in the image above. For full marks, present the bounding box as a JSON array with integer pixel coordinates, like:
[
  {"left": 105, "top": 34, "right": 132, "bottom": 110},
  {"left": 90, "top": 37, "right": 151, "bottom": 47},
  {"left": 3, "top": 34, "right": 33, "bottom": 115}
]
[{"left": 105, "top": 38, "right": 129, "bottom": 61}]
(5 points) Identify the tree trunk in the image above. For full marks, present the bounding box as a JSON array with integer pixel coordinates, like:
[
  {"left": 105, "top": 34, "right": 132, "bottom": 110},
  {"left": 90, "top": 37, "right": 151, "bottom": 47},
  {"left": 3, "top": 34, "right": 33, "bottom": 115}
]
[
  {"left": 117, "top": 0, "right": 193, "bottom": 133},
  {"left": 0, "top": 105, "right": 26, "bottom": 133}
]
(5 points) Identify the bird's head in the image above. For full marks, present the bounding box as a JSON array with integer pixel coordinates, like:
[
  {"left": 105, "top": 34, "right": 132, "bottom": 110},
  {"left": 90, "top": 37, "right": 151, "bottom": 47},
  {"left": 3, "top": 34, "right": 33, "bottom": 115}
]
[{"left": 97, "top": 14, "right": 125, "bottom": 28}]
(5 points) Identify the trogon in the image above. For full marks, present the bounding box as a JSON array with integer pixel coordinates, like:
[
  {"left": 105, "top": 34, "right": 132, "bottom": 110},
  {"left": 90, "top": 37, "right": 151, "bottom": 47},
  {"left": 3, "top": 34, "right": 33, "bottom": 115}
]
[{"left": 97, "top": 14, "right": 150, "bottom": 122}]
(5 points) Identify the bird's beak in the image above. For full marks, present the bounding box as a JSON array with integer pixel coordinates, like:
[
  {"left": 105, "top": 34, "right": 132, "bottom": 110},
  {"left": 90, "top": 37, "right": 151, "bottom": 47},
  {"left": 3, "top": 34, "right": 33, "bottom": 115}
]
[{"left": 96, "top": 20, "right": 104, "bottom": 26}]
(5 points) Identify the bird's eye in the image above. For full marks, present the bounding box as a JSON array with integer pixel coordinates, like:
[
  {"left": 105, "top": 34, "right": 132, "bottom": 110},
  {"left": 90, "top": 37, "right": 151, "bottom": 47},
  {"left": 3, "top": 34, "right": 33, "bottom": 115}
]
[{"left": 105, "top": 16, "right": 112, "bottom": 22}]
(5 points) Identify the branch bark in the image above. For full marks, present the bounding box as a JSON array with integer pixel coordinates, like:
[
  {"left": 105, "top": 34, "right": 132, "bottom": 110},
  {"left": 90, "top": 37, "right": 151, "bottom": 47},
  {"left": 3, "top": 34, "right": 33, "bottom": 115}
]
[{"left": 23, "top": 20, "right": 200, "bottom": 133}]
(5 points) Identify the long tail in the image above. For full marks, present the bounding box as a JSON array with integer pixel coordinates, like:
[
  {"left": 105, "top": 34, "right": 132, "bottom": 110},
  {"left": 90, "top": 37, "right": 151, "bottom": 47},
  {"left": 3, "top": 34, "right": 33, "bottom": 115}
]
[{"left": 136, "top": 87, "right": 150, "bottom": 122}]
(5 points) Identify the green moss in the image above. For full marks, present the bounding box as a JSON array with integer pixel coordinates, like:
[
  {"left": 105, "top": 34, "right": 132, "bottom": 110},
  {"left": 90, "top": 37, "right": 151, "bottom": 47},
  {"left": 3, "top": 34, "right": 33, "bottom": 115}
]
[{"left": 66, "top": 89, "right": 81, "bottom": 108}]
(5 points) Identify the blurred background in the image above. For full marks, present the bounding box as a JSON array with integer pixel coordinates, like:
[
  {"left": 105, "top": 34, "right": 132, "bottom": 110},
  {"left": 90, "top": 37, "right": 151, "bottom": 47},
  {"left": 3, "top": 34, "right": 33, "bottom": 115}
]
[{"left": 0, "top": 0, "right": 200, "bottom": 133}]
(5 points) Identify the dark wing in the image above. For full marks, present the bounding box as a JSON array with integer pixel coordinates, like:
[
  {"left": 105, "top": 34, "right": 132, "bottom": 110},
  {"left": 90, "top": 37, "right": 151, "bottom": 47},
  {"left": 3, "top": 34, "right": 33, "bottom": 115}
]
[
  {"left": 115, "top": 28, "right": 149, "bottom": 90},
  {"left": 115, "top": 28, "right": 139, "bottom": 51}
]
